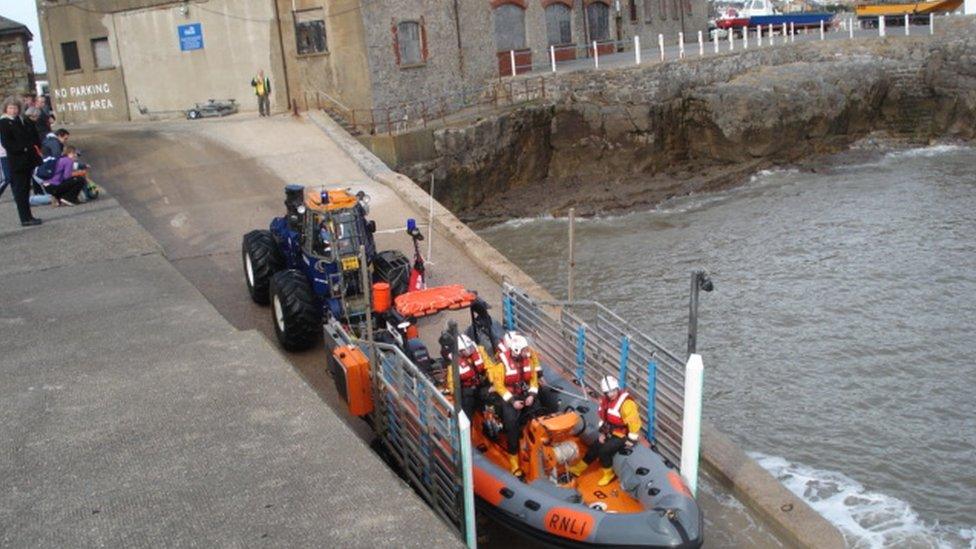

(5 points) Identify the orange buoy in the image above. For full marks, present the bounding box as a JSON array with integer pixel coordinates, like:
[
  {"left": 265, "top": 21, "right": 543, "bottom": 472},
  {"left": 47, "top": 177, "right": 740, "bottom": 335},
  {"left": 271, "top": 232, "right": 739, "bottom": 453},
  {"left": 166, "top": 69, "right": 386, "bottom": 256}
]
[{"left": 373, "top": 282, "right": 392, "bottom": 313}]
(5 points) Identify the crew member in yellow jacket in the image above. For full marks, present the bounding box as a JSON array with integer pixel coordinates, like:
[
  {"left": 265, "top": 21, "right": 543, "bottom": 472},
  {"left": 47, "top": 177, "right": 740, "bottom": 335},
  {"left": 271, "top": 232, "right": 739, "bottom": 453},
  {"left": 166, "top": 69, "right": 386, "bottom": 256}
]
[
  {"left": 486, "top": 331, "right": 540, "bottom": 474},
  {"left": 569, "top": 375, "right": 642, "bottom": 486}
]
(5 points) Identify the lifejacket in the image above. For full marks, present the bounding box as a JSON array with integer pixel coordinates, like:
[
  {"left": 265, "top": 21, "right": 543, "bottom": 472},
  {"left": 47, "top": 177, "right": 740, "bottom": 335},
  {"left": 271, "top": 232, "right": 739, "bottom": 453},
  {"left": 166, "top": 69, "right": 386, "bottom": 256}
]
[
  {"left": 457, "top": 351, "right": 485, "bottom": 387},
  {"left": 497, "top": 344, "right": 534, "bottom": 391},
  {"left": 599, "top": 390, "right": 633, "bottom": 437}
]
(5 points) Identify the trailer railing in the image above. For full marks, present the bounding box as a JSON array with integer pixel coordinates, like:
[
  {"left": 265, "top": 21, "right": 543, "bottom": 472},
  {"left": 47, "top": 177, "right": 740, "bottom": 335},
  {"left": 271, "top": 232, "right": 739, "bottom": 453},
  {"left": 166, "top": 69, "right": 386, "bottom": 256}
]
[
  {"left": 502, "top": 283, "right": 688, "bottom": 467},
  {"left": 356, "top": 339, "right": 475, "bottom": 545}
]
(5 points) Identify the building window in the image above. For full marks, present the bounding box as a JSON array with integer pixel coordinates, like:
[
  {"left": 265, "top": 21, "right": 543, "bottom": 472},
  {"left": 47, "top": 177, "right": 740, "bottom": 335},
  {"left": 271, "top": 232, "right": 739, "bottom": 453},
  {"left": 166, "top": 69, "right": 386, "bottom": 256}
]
[
  {"left": 685, "top": 0, "right": 693, "bottom": 15},
  {"left": 672, "top": 0, "right": 680, "bottom": 18},
  {"left": 295, "top": 8, "right": 327, "bottom": 55},
  {"left": 586, "top": 2, "right": 610, "bottom": 42},
  {"left": 545, "top": 4, "right": 572, "bottom": 46},
  {"left": 494, "top": 4, "right": 526, "bottom": 52},
  {"left": 61, "top": 41, "right": 81, "bottom": 72},
  {"left": 659, "top": 0, "right": 668, "bottom": 19},
  {"left": 395, "top": 20, "right": 426, "bottom": 66},
  {"left": 643, "top": 0, "right": 654, "bottom": 21},
  {"left": 629, "top": 0, "right": 639, "bottom": 21},
  {"left": 91, "top": 37, "right": 112, "bottom": 68}
]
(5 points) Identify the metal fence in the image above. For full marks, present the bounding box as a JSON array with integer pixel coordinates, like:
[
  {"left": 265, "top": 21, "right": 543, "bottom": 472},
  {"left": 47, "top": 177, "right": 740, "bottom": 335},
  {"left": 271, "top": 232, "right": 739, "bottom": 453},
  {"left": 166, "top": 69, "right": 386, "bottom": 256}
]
[
  {"left": 309, "top": 78, "right": 548, "bottom": 136},
  {"left": 502, "top": 283, "right": 687, "bottom": 466},
  {"left": 358, "top": 339, "right": 473, "bottom": 541}
]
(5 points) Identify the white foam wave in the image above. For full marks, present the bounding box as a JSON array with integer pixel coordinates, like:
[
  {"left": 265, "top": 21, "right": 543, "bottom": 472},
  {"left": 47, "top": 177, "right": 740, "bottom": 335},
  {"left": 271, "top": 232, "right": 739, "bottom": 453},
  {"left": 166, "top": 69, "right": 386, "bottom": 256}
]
[
  {"left": 491, "top": 214, "right": 557, "bottom": 229},
  {"left": 749, "top": 452, "right": 975, "bottom": 549},
  {"left": 883, "top": 144, "right": 968, "bottom": 160}
]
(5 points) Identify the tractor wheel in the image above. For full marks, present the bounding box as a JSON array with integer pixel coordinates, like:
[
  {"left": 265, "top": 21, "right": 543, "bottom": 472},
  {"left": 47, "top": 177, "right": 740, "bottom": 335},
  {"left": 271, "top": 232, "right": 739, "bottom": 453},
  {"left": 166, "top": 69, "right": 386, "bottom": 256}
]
[
  {"left": 243, "top": 230, "right": 284, "bottom": 305},
  {"left": 270, "top": 270, "right": 321, "bottom": 351}
]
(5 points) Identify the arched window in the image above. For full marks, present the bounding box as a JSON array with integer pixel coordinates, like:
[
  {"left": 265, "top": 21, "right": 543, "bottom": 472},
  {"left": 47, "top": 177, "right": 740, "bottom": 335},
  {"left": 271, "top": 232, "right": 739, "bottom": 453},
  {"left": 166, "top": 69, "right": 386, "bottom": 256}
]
[
  {"left": 586, "top": 2, "right": 610, "bottom": 42},
  {"left": 671, "top": 0, "right": 680, "bottom": 18},
  {"left": 658, "top": 0, "right": 668, "bottom": 20},
  {"left": 545, "top": 3, "right": 572, "bottom": 46},
  {"left": 494, "top": 4, "right": 527, "bottom": 51}
]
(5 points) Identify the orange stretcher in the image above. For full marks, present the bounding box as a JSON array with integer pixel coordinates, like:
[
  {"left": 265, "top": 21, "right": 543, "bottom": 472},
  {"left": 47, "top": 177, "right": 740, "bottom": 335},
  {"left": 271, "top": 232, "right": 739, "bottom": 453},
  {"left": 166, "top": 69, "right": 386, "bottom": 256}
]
[{"left": 394, "top": 284, "right": 477, "bottom": 318}]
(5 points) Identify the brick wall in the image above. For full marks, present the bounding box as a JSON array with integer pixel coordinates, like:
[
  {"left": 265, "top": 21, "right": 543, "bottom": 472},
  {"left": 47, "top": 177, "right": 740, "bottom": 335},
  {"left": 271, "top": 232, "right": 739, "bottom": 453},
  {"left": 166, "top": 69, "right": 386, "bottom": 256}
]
[{"left": 0, "top": 33, "right": 34, "bottom": 98}]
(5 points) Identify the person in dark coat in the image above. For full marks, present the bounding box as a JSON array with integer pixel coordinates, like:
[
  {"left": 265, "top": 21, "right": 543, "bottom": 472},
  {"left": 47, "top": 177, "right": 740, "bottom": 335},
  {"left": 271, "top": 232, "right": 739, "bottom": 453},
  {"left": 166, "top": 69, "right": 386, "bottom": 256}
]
[{"left": 0, "top": 96, "right": 42, "bottom": 226}]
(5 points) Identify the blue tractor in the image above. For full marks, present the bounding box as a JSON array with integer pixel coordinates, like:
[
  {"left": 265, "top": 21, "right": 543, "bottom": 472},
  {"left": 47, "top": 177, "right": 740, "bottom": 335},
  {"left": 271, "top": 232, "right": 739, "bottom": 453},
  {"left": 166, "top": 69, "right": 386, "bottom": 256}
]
[{"left": 242, "top": 184, "right": 410, "bottom": 350}]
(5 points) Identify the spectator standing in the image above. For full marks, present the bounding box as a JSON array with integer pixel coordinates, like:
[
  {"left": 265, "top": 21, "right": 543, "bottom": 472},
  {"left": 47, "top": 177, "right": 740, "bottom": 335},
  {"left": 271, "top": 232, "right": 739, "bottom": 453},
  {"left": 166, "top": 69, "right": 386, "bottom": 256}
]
[
  {"left": 35, "top": 96, "right": 55, "bottom": 140},
  {"left": 0, "top": 140, "right": 9, "bottom": 199},
  {"left": 0, "top": 96, "right": 42, "bottom": 226},
  {"left": 250, "top": 70, "right": 271, "bottom": 117}
]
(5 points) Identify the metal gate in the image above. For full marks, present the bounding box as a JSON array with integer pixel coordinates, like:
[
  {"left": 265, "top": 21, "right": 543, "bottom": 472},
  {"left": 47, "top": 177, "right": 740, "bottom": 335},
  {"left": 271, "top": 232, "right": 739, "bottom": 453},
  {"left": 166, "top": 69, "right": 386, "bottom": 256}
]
[
  {"left": 356, "top": 339, "right": 476, "bottom": 546},
  {"left": 502, "top": 283, "right": 689, "bottom": 466}
]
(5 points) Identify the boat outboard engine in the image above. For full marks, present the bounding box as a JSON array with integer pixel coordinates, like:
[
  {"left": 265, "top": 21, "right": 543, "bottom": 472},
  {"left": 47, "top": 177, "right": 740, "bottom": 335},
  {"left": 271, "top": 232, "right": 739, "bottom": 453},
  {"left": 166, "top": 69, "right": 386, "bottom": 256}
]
[{"left": 284, "top": 184, "right": 305, "bottom": 230}]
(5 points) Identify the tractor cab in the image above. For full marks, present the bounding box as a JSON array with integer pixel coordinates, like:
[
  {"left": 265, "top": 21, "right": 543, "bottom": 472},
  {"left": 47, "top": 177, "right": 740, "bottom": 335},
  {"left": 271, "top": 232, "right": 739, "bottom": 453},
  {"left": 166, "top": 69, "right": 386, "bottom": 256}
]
[
  {"left": 299, "top": 188, "right": 377, "bottom": 323},
  {"left": 244, "top": 184, "right": 408, "bottom": 351}
]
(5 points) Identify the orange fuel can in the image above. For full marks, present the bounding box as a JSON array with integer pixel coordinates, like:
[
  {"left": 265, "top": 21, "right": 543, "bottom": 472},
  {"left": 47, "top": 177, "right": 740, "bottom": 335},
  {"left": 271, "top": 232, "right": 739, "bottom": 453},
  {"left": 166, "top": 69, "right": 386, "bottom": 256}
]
[
  {"left": 372, "top": 282, "right": 392, "bottom": 313},
  {"left": 333, "top": 345, "right": 373, "bottom": 417}
]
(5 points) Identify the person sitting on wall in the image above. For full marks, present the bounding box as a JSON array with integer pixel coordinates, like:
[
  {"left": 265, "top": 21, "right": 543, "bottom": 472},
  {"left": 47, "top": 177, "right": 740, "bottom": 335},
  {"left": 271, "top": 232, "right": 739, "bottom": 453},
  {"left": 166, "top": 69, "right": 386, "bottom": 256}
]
[{"left": 42, "top": 145, "right": 87, "bottom": 206}]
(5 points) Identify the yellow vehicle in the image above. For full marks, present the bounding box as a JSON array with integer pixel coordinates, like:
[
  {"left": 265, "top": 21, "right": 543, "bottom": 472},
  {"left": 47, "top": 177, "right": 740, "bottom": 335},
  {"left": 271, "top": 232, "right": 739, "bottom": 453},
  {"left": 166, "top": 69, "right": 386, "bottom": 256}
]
[{"left": 855, "top": 0, "right": 963, "bottom": 25}]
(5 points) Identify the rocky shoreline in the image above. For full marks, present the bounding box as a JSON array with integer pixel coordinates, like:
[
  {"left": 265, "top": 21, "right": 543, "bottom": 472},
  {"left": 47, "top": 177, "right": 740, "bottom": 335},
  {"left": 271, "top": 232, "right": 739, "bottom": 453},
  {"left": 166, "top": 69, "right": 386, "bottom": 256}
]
[{"left": 400, "top": 18, "right": 976, "bottom": 227}]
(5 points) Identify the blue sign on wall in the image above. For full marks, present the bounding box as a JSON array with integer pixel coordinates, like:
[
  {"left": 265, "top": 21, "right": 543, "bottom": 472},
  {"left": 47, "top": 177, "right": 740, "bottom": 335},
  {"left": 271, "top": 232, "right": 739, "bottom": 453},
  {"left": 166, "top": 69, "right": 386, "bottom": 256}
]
[{"left": 178, "top": 23, "right": 204, "bottom": 51}]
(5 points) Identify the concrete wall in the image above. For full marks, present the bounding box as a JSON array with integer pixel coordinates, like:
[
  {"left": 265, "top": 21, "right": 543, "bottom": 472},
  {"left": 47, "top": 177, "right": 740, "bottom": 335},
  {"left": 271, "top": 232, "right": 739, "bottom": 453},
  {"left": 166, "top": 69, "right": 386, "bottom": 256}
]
[
  {"left": 113, "top": 1, "right": 283, "bottom": 117},
  {"left": 275, "top": 0, "right": 374, "bottom": 112},
  {"left": 39, "top": 0, "right": 286, "bottom": 123},
  {"left": 0, "top": 31, "right": 35, "bottom": 98},
  {"left": 39, "top": 4, "right": 129, "bottom": 122}
]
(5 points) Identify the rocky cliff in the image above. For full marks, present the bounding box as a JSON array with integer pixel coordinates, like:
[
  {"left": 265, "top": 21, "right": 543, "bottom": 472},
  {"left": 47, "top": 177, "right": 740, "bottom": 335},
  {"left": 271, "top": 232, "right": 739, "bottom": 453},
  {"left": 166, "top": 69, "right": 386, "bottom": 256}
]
[{"left": 400, "top": 17, "right": 976, "bottom": 224}]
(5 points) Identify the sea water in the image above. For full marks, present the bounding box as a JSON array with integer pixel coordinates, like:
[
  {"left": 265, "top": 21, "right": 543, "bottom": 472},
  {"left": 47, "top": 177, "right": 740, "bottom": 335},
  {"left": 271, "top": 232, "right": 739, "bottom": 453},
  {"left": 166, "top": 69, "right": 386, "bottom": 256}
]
[{"left": 479, "top": 145, "right": 976, "bottom": 548}]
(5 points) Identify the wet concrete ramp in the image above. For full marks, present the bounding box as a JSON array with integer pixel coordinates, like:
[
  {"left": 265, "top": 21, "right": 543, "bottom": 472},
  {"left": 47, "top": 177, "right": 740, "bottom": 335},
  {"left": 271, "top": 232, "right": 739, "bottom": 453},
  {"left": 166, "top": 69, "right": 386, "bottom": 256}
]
[{"left": 0, "top": 197, "right": 460, "bottom": 547}]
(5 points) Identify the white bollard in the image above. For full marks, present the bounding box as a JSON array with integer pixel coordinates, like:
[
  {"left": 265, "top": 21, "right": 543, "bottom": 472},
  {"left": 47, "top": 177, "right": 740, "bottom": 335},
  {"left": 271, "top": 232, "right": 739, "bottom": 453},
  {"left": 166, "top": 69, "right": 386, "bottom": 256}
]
[
  {"left": 714, "top": 31, "right": 719, "bottom": 53},
  {"left": 458, "top": 412, "right": 477, "bottom": 549},
  {"left": 769, "top": 24, "right": 775, "bottom": 44},
  {"left": 905, "top": 14, "right": 910, "bottom": 35},
  {"left": 783, "top": 22, "right": 788, "bottom": 40},
  {"left": 930, "top": 13, "right": 934, "bottom": 34},
  {"left": 849, "top": 17, "right": 854, "bottom": 38},
  {"left": 635, "top": 35, "right": 641, "bottom": 64},
  {"left": 758, "top": 26, "right": 763, "bottom": 47},
  {"left": 879, "top": 16, "right": 886, "bottom": 37},
  {"left": 660, "top": 33, "right": 666, "bottom": 61},
  {"left": 593, "top": 41, "right": 599, "bottom": 68},
  {"left": 509, "top": 49, "right": 516, "bottom": 76},
  {"left": 743, "top": 26, "right": 749, "bottom": 48},
  {"left": 791, "top": 22, "right": 795, "bottom": 42},
  {"left": 550, "top": 45, "right": 557, "bottom": 73},
  {"left": 820, "top": 19, "right": 825, "bottom": 40},
  {"left": 729, "top": 27, "right": 734, "bottom": 50},
  {"left": 698, "top": 30, "right": 704, "bottom": 56},
  {"left": 681, "top": 354, "right": 705, "bottom": 496},
  {"left": 679, "top": 32, "right": 685, "bottom": 58}
]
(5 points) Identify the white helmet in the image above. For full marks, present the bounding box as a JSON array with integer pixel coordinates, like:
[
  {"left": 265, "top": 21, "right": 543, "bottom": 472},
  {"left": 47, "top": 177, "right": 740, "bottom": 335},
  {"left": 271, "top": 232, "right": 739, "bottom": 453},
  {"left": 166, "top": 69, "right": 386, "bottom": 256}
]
[
  {"left": 457, "top": 334, "right": 476, "bottom": 356},
  {"left": 599, "top": 375, "right": 620, "bottom": 394},
  {"left": 504, "top": 331, "right": 529, "bottom": 356}
]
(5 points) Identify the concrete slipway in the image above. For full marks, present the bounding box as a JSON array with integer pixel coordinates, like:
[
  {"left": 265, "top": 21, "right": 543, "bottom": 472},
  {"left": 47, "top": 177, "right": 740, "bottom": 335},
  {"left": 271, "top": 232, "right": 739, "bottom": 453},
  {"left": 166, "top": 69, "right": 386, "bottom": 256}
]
[{"left": 0, "top": 111, "right": 842, "bottom": 547}]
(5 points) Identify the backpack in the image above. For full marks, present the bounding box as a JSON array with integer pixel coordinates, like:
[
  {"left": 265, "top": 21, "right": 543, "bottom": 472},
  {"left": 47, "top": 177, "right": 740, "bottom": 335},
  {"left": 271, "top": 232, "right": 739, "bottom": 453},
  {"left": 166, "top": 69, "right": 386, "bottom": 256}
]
[{"left": 34, "top": 156, "right": 58, "bottom": 181}]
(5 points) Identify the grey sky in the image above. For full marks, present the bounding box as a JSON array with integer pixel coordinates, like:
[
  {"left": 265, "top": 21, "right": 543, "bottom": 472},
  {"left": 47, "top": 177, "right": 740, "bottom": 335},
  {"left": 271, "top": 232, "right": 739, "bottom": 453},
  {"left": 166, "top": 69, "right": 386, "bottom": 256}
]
[{"left": 3, "top": 1, "right": 46, "bottom": 73}]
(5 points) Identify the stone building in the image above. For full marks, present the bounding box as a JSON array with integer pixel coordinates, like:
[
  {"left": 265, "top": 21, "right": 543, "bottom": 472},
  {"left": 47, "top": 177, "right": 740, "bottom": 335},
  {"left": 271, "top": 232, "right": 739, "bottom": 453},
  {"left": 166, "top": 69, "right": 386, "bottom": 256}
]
[
  {"left": 37, "top": 0, "right": 706, "bottom": 124},
  {"left": 0, "top": 15, "right": 36, "bottom": 99}
]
